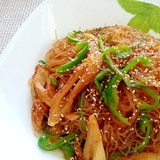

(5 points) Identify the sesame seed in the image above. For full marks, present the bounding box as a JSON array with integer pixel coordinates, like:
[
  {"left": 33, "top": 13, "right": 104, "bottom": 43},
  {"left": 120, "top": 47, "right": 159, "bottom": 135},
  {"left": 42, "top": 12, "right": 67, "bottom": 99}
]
[
  {"left": 118, "top": 127, "right": 121, "bottom": 130},
  {"left": 130, "top": 127, "right": 134, "bottom": 131},
  {"left": 133, "top": 98, "right": 138, "bottom": 102},
  {"left": 93, "top": 112, "right": 98, "bottom": 117},
  {"left": 50, "top": 122, "right": 54, "bottom": 125},
  {"left": 154, "top": 128, "right": 158, "bottom": 133},
  {"left": 112, "top": 84, "right": 117, "bottom": 88},
  {"left": 132, "top": 90, "right": 136, "bottom": 94},
  {"left": 154, "top": 120, "right": 159, "bottom": 123},
  {"left": 60, "top": 113, "right": 64, "bottom": 117},
  {"left": 53, "top": 113, "right": 58, "bottom": 116},
  {"left": 92, "top": 104, "right": 96, "bottom": 107}
]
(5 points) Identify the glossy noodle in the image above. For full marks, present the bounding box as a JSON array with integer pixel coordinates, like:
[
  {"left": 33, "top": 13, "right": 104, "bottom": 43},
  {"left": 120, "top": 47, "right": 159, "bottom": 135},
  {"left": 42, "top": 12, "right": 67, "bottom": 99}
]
[{"left": 30, "top": 25, "right": 160, "bottom": 160}]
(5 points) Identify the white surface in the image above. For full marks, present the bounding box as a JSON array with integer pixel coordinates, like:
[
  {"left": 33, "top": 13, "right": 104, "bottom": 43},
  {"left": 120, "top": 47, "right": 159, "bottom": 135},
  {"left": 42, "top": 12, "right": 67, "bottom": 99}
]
[{"left": 0, "top": 0, "right": 159, "bottom": 159}]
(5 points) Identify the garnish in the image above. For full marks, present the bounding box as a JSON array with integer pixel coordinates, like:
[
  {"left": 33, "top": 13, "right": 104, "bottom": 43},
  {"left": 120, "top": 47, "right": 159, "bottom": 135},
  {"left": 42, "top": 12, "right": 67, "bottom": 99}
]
[
  {"left": 50, "top": 75, "right": 58, "bottom": 88},
  {"left": 118, "top": 0, "right": 160, "bottom": 33},
  {"left": 38, "top": 60, "right": 47, "bottom": 65},
  {"left": 38, "top": 133, "right": 78, "bottom": 151},
  {"left": 78, "top": 92, "right": 87, "bottom": 131},
  {"left": 56, "top": 32, "right": 88, "bottom": 72}
]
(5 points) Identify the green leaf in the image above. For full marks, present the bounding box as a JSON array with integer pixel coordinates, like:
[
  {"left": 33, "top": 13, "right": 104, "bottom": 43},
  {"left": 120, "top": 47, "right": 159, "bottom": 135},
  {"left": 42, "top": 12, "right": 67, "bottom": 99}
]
[
  {"left": 149, "top": 7, "right": 160, "bottom": 33},
  {"left": 118, "top": 0, "right": 149, "bottom": 15},
  {"left": 128, "top": 15, "right": 150, "bottom": 33},
  {"left": 118, "top": 0, "right": 160, "bottom": 34}
]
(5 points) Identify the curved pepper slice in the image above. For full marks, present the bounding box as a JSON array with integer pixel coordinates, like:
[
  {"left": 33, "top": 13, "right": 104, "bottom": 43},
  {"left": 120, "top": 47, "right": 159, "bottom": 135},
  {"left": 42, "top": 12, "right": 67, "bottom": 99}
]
[
  {"left": 94, "top": 70, "right": 111, "bottom": 96},
  {"left": 56, "top": 41, "right": 88, "bottom": 72},
  {"left": 67, "top": 31, "right": 82, "bottom": 43},
  {"left": 106, "top": 45, "right": 132, "bottom": 59},
  {"left": 103, "top": 74, "right": 130, "bottom": 125},
  {"left": 61, "top": 142, "right": 74, "bottom": 160},
  {"left": 56, "top": 31, "right": 89, "bottom": 72},
  {"left": 103, "top": 56, "right": 152, "bottom": 125},
  {"left": 108, "top": 113, "right": 152, "bottom": 159},
  {"left": 78, "top": 92, "right": 87, "bottom": 131},
  {"left": 139, "top": 86, "right": 159, "bottom": 110},
  {"left": 133, "top": 112, "right": 152, "bottom": 152},
  {"left": 38, "top": 132, "right": 78, "bottom": 151}
]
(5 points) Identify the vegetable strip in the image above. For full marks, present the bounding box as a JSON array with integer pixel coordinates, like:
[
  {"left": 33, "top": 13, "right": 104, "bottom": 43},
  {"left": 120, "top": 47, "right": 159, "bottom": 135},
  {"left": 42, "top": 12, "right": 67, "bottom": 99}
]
[
  {"left": 56, "top": 41, "right": 88, "bottom": 72},
  {"left": 102, "top": 55, "right": 152, "bottom": 125},
  {"left": 61, "top": 143, "right": 74, "bottom": 160},
  {"left": 38, "top": 133, "right": 78, "bottom": 151},
  {"left": 48, "top": 34, "right": 103, "bottom": 126},
  {"left": 30, "top": 26, "right": 160, "bottom": 160},
  {"left": 139, "top": 87, "right": 159, "bottom": 110},
  {"left": 103, "top": 74, "right": 130, "bottom": 125},
  {"left": 133, "top": 113, "right": 152, "bottom": 153},
  {"left": 78, "top": 92, "right": 87, "bottom": 131},
  {"left": 94, "top": 70, "right": 111, "bottom": 96},
  {"left": 67, "top": 31, "right": 82, "bottom": 43}
]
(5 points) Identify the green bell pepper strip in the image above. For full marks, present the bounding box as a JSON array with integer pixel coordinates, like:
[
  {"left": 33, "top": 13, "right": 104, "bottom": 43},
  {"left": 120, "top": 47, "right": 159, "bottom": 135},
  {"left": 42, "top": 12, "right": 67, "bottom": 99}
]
[
  {"left": 139, "top": 86, "right": 159, "bottom": 110},
  {"left": 50, "top": 75, "right": 58, "bottom": 88},
  {"left": 75, "top": 41, "right": 87, "bottom": 51},
  {"left": 108, "top": 152, "right": 122, "bottom": 160},
  {"left": 103, "top": 56, "right": 152, "bottom": 125},
  {"left": 103, "top": 74, "right": 130, "bottom": 125},
  {"left": 56, "top": 41, "right": 88, "bottom": 72},
  {"left": 56, "top": 31, "right": 88, "bottom": 72},
  {"left": 103, "top": 48, "right": 152, "bottom": 77},
  {"left": 109, "top": 112, "right": 152, "bottom": 159},
  {"left": 61, "top": 142, "right": 74, "bottom": 160},
  {"left": 78, "top": 92, "right": 87, "bottom": 131},
  {"left": 67, "top": 31, "right": 82, "bottom": 43},
  {"left": 38, "top": 132, "right": 78, "bottom": 151},
  {"left": 98, "top": 34, "right": 154, "bottom": 125},
  {"left": 106, "top": 45, "right": 132, "bottom": 59},
  {"left": 132, "top": 112, "right": 152, "bottom": 153},
  {"left": 98, "top": 34, "right": 132, "bottom": 58},
  {"left": 94, "top": 70, "right": 111, "bottom": 100},
  {"left": 121, "top": 56, "right": 152, "bottom": 87},
  {"left": 121, "top": 58, "right": 159, "bottom": 111},
  {"left": 122, "top": 56, "right": 152, "bottom": 74},
  {"left": 98, "top": 35, "right": 105, "bottom": 51},
  {"left": 38, "top": 59, "right": 47, "bottom": 65}
]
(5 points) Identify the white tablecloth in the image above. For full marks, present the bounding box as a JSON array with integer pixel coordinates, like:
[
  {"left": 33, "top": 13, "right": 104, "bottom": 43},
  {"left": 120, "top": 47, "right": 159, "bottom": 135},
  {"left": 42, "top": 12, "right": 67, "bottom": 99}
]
[{"left": 0, "top": 0, "right": 44, "bottom": 53}]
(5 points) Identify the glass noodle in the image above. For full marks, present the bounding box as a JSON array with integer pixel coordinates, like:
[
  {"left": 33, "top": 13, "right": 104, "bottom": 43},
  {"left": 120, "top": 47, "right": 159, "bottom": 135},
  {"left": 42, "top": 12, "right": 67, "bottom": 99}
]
[{"left": 30, "top": 25, "right": 160, "bottom": 160}]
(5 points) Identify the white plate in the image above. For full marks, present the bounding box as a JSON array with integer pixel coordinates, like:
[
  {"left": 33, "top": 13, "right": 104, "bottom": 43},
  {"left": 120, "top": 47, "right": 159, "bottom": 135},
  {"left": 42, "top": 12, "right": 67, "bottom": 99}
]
[{"left": 0, "top": 0, "right": 159, "bottom": 159}]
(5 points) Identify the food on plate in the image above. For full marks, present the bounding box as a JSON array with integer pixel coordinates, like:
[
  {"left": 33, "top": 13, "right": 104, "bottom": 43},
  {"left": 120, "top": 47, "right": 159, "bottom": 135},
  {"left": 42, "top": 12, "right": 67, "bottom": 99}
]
[{"left": 30, "top": 25, "right": 160, "bottom": 160}]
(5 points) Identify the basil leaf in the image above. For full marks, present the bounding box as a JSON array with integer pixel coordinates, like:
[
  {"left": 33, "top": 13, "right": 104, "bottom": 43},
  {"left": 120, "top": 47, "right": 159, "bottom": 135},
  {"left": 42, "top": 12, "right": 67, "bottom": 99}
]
[
  {"left": 128, "top": 14, "right": 150, "bottom": 33},
  {"left": 118, "top": 0, "right": 160, "bottom": 34},
  {"left": 118, "top": 0, "right": 147, "bottom": 15}
]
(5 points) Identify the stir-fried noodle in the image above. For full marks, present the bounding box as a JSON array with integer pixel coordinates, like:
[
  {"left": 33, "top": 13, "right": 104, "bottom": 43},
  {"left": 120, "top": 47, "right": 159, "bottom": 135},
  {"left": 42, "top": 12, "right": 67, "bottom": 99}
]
[{"left": 30, "top": 25, "right": 160, "bottom": 160}]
